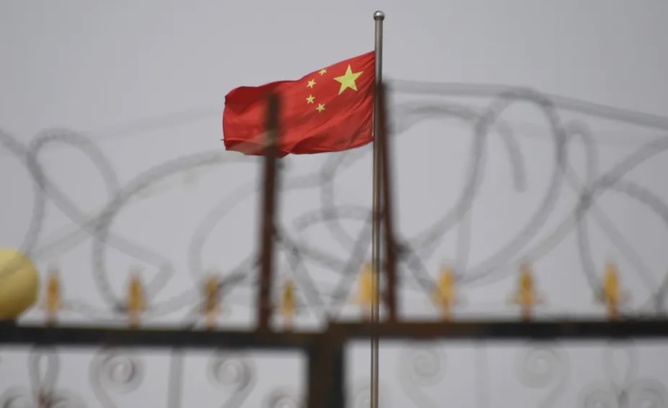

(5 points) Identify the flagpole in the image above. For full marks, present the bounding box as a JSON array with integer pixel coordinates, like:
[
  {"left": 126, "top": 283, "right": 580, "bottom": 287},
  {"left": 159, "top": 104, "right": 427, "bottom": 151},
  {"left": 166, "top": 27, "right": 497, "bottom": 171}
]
[{"left": 371, "top": 9, "right": 384, "bottom": 408}]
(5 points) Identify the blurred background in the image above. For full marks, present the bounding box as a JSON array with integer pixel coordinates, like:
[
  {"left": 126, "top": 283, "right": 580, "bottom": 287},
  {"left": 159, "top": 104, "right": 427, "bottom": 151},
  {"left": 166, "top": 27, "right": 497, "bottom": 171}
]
[{"left": 2, "top": 0, "right": 668, "bottom": 406}]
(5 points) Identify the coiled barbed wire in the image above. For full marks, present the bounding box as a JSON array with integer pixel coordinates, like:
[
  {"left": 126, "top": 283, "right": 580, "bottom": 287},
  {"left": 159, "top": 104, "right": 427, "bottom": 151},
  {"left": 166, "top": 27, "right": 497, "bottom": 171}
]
[
  {"left": 2, "top": 80, "right": 668, "bottom": 323},
  {"left": 0, "top": 130, "right": 46, "bottom": 280}
]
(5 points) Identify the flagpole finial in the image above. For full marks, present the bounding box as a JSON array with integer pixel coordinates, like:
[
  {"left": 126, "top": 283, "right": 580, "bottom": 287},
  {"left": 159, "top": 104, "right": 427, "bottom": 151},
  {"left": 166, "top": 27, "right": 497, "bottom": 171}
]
[{"left": 374, "top": 10, "right": 385, "bottom": 20}]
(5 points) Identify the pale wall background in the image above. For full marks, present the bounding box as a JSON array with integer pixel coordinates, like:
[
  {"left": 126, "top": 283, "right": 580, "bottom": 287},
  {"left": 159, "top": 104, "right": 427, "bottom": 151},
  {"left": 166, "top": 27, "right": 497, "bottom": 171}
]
[{"left": 2, "top": 1, "right": 668, "bottom": 407}]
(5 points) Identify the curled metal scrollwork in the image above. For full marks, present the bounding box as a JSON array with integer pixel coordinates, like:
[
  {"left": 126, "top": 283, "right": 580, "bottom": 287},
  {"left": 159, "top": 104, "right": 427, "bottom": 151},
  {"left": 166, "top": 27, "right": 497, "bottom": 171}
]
[
  {"left": 627, "top": 380, "right": 668, "bottom": 407},
  {"left": 207, "top": 352, "right": 254, "bottom": 392},
  {"left": 92, "top": 350, "right": 144, "bottom": 393},
  {"left": 578, "top": 344, "right": 667, "bottom": 408},
  {"left": 351, "top": 382, "right": 390, "bottom": 408},
  {"left": 578, "top": 382, "right": 667, "bottom": 408},
  {"left": 516, "top": 346, "right": 564, "bottom": 388},
  {"left": 399, "top": 345, "right": 446, "bottom": 387},
  {"left": 579, "top": 386, "right": 619, "bottom": 408},
  {"left": 0, "top": 390, "right": 31, "bottom": 408},
  {"left": 515, "top": 345, "right": 569, "bottom": 408},
  {"left": 397, "top": 344, "right": 445, "bottom": 408},
  {"left": 0, "top": 347, "right": 85, "bottom": 408},
  {"left": 43, "top": 391, "right": 87, "bottom": 408},
  {"left": 206, "top": 351, "right": 256, "bottom": 407},
  {"left": 262, "top": 389, "right": 302, "bottom": 408},
  {"left": 90, "top": 348, "right": 144, "bottom": 408}
]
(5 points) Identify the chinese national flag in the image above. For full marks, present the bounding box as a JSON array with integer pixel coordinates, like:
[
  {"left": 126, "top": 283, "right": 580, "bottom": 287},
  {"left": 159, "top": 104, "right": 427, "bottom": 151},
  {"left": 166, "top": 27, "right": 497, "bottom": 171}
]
[{"left": 223, "top": 51, "right": 375, "bottom": 156}]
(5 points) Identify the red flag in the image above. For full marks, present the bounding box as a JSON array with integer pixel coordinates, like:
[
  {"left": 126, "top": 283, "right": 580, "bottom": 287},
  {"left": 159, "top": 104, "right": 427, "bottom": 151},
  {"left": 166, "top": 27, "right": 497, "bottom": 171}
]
[{"left": 223, "top": 51, "right": 375, "bottom": 156}]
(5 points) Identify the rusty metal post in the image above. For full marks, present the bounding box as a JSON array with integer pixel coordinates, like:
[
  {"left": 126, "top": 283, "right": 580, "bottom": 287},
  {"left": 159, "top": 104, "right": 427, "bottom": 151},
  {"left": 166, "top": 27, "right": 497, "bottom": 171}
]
[
  {"left": 306, "top": 332, "right": 345, "bottom": 408},
  {"left": 257, "top": 93, "right": 280, "bottom": 331},
  {"left": 377, "top": 82, "right": 398, "bottom": 323}
]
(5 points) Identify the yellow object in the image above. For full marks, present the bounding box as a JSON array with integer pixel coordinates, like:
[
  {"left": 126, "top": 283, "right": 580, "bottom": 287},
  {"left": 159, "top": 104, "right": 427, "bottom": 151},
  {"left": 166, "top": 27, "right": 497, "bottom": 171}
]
[
  {"left": 355, "top": 263, "right": 378, "bottom": 320},
  {"left": 281, "top": 280, "right": 296, "bottom": 316},
  {"left": 334, "top": 65, "right": 363, "bottom": 95},
  {"left": 601, "top": 261, "right": 628, "bottom": 319},
  {"left": 432, "top": 266, "right": 458, "bottom": 320},
  {"left": 281, "top": 279, "right": 297, "bottom": 330},
  {"left": 355, "top": 263, "right": 378, "bottom": 306},
  {"left": 511, "top": 263, "right": 542, "bottom": 321},
  {"left": 0, "top": 248, "right": 40, "bottom": 320},
  {"left": 43, "top": 268, "right": 63, "bottom": 324},
  {"left": 603, "top": 262, "right": 621, "bottom": 303},
  {"left": 203, "top": 275, "right": 220, "bottom": 330},
  {"left": 127, "top": 271, "right": 145, "bottom": 328}
]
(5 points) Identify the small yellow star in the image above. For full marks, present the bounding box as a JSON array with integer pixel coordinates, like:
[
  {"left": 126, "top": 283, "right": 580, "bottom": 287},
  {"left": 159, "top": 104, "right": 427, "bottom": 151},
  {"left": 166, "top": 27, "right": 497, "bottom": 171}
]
[
  {"left": 307, "top": 79, "right": 316, "bottom": 88},
  {"left": 334, "top": 65, "right": 363, "bottom": 95},
  {"left": 306, "top": 95, "right": 315, "bottom": 104},
  {"left": 316, "top": 103, "right": 325, "bottom": 112},
  {"left": 319, "top": 69, "right": 327, "bottom": 75}
]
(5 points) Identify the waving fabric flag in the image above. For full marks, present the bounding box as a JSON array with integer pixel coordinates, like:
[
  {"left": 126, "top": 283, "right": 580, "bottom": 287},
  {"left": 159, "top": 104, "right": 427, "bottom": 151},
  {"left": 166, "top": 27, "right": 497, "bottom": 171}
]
[{"left": 222, "top": 51, "right": 375, "bottom": 156}]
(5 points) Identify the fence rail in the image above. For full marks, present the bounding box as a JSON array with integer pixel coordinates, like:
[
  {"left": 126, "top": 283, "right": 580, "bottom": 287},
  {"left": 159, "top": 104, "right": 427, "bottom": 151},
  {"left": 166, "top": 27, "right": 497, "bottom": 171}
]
[{"left": 3, "top": 319, "right": 668, "bottom": 407}]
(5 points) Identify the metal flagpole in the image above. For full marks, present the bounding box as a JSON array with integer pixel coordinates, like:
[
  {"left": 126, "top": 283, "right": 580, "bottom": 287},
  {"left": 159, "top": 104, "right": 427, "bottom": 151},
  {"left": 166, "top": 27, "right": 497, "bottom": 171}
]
[{"left": 371, "top": 9, "right": 384, "bottom": 408}]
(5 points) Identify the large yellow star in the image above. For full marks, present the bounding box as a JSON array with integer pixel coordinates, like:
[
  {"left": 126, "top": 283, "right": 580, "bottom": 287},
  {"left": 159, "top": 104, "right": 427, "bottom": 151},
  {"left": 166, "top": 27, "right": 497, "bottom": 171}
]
[{"left": 334, "top": 65, "right": 363, "bottom": 95}]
